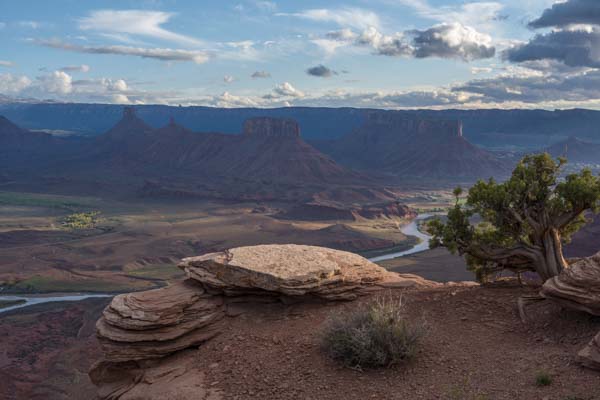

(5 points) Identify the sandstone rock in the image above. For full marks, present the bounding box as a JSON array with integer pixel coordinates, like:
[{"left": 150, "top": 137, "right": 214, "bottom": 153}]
[
  {"left": 541, "top": 252, "right": 600, "bottom": 315},
  {"left": 97, "top": 280, "right": 226, "bottom": 362},
  {"left": 179, "top": 244, "right": 436, "bottom": 300},
  {"left": 90, "top": 350, "right": 222, "bottom": 400},
  {"left": 578, "top": 332, "right": 600, "bottom": 371}
]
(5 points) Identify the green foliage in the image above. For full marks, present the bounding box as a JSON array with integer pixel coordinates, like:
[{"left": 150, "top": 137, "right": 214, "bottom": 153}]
[
  {"left": 428, "top": 153, "right": 600, "bottom": 279},
  {"left": 320, "top": 294, "right": 425, "bottom": 369},
  {"left": 535, "top": 370, "right": 552, "bottom": 387},
  {"left": 62, "top": 211, "right": 101, "bottom": 229}
]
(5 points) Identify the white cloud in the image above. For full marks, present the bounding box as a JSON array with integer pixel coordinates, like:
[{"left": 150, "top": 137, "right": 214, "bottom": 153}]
[
  {"left": 79, "top": 10, "right": 203, "bottom": 46},
  {"left": 111, "top": 94, "right": 131, "bottom": 104},
  {"left": 0, "top": 73, "right": 32, "bottom": 93},
  {"left": 264, "top": 82, "right": 304, "bottom": 98},
  {"left": 223, "top": 75, "right": 235, "bottom": 83},
  {"left": 36, "top": 71, "right": 72, "bottom": 94},
  {"left": 36, "top": 39, "right": 209, "bottom": 64},
  {"left": 471, "top": 67, "right": 493, "bottom": 74},
  {"left": 18, "top": 20, "right": 41, "bottom": 29},
  {"left": 0, "top": 60, "right": 14, "bottom": 67},
  {"left": 323, "top": 24, "right": 495, "bottom": 60},
  {"left": 278, "top": 7, "right": 380, "bottom": 30}
]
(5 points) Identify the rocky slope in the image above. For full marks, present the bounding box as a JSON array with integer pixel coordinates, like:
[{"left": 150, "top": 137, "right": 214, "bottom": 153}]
[
  {"left": 546, "top": 136, "right": 600, "bottom": 164},
  {"left": 313, "top": 111, "right": 508, "bottom": 180},
  {"left": 90, "top": 244, "right": 437, "bottom": 399}
]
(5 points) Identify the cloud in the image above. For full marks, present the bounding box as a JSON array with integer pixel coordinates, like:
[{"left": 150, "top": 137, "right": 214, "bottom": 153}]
[
  {"left": 223, "top": 75, "right": 235, "bottom": 83},
  {"left": 0, "top": 73, "right": 32, "bottom": 93},
  {"left": 35, "top": 71, "right": 73, "bottom": 94},
  {"left": 251, "top": 70, "right": 271, "bottom": 78},
  {"left": 529, "top": 0, "right": 600, "bottom": 29},
  {"left": 0, "top": 60, "right": 14, "bottom": 67},
  {"left": 356, "top": 27, "right": 413, "bottom": 56},
  {"left": 59, "top": 64, "right": 90, "bottom": 73},
  {"left": 471, "top": 66, "right": 493, "bottom": 74},
  {"left": 505, "top": 29, "right": 600, "bottom": 68},
  {"left": 410, "top": 23, "right": 495, "bottom": 61},
  {"left": 79, "top": 10, "right": 202, "bottom": 46},
  {"left": 278, "top": 7, "right": 380, "bottom": 30},
  {"left": 324, "top": 23, "right": 495, "bottom": 60},
  {"left": 306, "top": 64, "right": 336, "bottom": 77},
  {"left": 36, "top": 39, "right": 209, "bottom": 64},
  {"left": 18, "top": 20, "right": 41, "bottom": 29},
  {"left": 264, "top": 82, "right": 304, "bottom": 98}
]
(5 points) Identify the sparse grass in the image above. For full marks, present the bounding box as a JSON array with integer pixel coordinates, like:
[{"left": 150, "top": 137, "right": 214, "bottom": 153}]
[
  {"left": 320, "top": 294, "right": 425, "bottom": 369},
  {"left": 535, "top": 370, "right": 553, "bottom": 387}
]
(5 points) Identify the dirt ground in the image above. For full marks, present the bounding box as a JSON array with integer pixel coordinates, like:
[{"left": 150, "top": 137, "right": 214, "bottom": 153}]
[
  {"left": 2, "top": 284, "right": 599, "bottom": 399},
  {"left": 198, "top": 284, "right": 600, "bottom": 400}
]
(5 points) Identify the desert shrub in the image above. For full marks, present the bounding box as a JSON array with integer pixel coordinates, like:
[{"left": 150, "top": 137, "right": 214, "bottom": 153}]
[
  {"left": 62, "top": 211, "right": 100, "bottom": 229},
  {"left": 535, "top": 370, "right": 552, "bottom": 387},
  {"left": 320, "top": 294, "right": 425, "bottom": 369}
]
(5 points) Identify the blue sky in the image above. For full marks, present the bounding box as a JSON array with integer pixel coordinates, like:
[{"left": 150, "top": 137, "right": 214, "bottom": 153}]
[{"left": 3, "top": 0, "right": 600, "bottom": 109}]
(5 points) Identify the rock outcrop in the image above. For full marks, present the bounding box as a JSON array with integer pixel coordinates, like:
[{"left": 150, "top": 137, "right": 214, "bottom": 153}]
[
  {"left": 541, "top": 252, "right": 600, "bottom": 316},
  {"left": 578, "top": 332, "right": 600, "bottom": 371},
  {"left": 96, "top": 280, "right": 225, "bottom": 362},
  {"left": 179, "top": 244, "right": 435, "bottom": 300},
  {"left": 541, "top": 251, "right": 600, "bottom": 371},
  {"left": 243, "top": 117, "right": 300, "bottom": 138},
  {"left": 91, "top": 244, "right": 437, "bottom": 398}
]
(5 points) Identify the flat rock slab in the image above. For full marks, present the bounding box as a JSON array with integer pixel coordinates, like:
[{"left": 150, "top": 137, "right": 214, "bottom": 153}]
[
  {"left": 542, "top": 252, "right": 600, "bottom": 316},
  {"left": 179, "top": 244, "right": 433, "bottom": 299}
]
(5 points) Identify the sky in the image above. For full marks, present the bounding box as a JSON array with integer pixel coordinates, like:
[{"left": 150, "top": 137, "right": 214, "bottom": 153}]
[{"left": 3, "top": 0, "right": 600, "bottom": 109}]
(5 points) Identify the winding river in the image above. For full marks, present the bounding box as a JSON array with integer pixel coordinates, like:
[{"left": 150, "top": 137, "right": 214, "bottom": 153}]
[
  {"left": 0, "top": 214, "right": 433, "bottom": 314},
  {"left": 0, "top": 293, "right": 112, "bottom": 314},
  {"left": 368, "top": 213, "right": 433, "bottom": 262}
]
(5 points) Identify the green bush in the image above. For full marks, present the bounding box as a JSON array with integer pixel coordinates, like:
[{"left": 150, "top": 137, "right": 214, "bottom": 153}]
[
  {"left": 535, "top": 371, "right": 552, "bottom": 387},
  {"left": 320, "top": 294, "right": 425, "bottom": 369}
]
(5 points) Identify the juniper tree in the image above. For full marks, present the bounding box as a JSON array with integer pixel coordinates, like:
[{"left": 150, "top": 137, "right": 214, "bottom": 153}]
[{"left": 429, "top": 153, "right": 600, "bottom": 281}]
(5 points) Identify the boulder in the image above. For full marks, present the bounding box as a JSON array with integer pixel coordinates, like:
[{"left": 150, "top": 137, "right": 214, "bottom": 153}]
[
  {"left": 179, "top": 244, "right": 436, "bottom": 300},
  {"left": 96, "top": 280, "right": 225, "bottom": 362},
  {"left": 578, "top": 332, "right": 600, "bottom": 371},
  {"left": 541, "top": 252, "right": 600, "bottom": 315}
]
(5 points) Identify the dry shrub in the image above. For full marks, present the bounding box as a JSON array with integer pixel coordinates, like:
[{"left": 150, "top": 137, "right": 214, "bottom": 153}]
[{"left": 320, "top": 294, "right": 425, "bottom": 369}]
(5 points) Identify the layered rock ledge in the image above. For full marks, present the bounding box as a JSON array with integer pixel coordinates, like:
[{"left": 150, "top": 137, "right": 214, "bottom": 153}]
[
  {"left": 91, "top": 244, "right": 438, "bottom": 399},
  {"left": 178, "top": 244, "right": 435, "bottom": 300}
]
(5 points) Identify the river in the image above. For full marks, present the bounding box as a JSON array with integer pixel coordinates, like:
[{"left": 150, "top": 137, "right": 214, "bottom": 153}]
[
  {"left": 0, "top": 214, "right": 433, "bottom": 314},
  {"left": 0, "top": 293, "right": 112, "bottom": 314},
  {"left": 368, "top": 213, "right": 433, "bottom": 262}
]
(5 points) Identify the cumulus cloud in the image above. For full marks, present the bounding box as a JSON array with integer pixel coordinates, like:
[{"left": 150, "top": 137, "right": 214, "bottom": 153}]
[
  {"left": 251, "top": 70, "right": 271, "bottom": 78},
  {"left": 79, "top": 10, "right": 202, "bottom": 46},
  {"left": 278, "top": 7, "right": 380, "bottom": 30},
  {"left": 357, "top": 27, "right": 413, "bottom": 56},
  {"left": 529, "top": 0, "right": 600, "bottom": 29},
  {"left": 36, "top": 39, "right": 209, "bottom": 64},
  {"left": 35, "top": 70, "right": 73, "bottom": 94},
  {"left": 0, "top": 60, "right": 14, "bottom": 67},
  {"left": 323, "top": 23, "right": 495, "bottom": 60},
  {"left": 264, "top": 82, "right": 304, "bottom": 99},
  {"left": 471, "top": 66, "right": 493, "bottom": 74},
  {"left": 59, "top": 64, "right": 90, "bottom": 73},
  {"left": 505, "top": 29, "right": 600, "bottom": 68},
  {"left": 410, "top": 23, "right": 495, "bottom": 61},
  {"left": 306, "top": 64, "right": 336, "bottom": 77},
  {"left": 0, "top": 73, "right": 32, "bottom": 93},
  {"left": 223, "top": 75, "right": 235, "bottom": 83}
]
